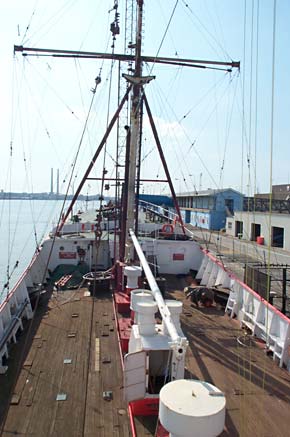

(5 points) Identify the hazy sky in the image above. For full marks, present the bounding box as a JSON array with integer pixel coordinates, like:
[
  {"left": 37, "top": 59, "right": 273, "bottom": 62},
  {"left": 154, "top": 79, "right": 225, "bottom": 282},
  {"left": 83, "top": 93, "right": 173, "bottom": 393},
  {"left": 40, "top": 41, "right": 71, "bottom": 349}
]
[{"left": 1, "top": 0, "right": 290, "bottom": 197}]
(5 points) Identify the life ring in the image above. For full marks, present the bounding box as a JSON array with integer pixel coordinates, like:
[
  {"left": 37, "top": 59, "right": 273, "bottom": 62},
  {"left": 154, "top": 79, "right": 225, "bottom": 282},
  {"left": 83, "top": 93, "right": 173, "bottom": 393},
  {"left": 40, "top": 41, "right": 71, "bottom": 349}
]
[{"left": 161, "top": 223, "right": 174, "bottom": 235}]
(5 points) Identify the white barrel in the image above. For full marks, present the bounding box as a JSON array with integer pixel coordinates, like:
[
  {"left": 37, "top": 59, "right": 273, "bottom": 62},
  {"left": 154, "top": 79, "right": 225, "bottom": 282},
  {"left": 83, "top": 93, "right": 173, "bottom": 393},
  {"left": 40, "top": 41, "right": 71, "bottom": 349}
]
[
  {"left": 162, "top": 300, "right": 183, "bottom": 335},
  {"left": 124, "top": 265, "right": 142, "bottom": 289},
  {"left": 130, "top": 289, "right": 153, "bottom": 312},
  {"left": 136, "top": 301, "right": 158, "bottom": 336},
  {"left": 130, "top": 289, "right": 154, "bottom": 323},
  {"left": 159, "top": 379, "right": 226, "bottom": 437}
]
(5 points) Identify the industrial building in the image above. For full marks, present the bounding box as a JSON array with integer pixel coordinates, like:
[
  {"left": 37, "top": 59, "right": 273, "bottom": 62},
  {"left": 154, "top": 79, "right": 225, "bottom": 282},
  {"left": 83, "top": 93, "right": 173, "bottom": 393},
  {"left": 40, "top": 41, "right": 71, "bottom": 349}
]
[
  {"left": 225, "top": 184, "right": 290, "bottom": 251},
  {"left": 177, "top": 188, "right": 244, "bottom": 231}
]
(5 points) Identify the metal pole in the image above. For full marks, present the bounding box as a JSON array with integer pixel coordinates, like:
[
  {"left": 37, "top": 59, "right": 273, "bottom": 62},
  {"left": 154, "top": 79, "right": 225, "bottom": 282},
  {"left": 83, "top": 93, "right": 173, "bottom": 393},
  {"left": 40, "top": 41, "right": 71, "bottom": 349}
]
[
  {"left": 124, "top": 0, "right": 144, "bottom": 260},
  {"left": 58, "top": 85, "right": 131, "bottom": 232},
  {"left": 143, "top": 93, "right": 186, "bottom": 235},
  {"left": 129, "top": 228, "right": 187, "bottom": 350},
  {"left": 282, "top": 268, "right": 287, "bottom": 314}
]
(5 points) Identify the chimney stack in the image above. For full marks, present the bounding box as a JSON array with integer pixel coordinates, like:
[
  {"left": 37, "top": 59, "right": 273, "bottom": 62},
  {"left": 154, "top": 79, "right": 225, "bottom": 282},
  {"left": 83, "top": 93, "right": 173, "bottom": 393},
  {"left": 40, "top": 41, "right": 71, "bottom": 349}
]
[
  {"left": 50, "top": 168, "right": 54, "bottom": 194},
  {"left": 57, "top": 169, "right": 59, "bottom": 196}
]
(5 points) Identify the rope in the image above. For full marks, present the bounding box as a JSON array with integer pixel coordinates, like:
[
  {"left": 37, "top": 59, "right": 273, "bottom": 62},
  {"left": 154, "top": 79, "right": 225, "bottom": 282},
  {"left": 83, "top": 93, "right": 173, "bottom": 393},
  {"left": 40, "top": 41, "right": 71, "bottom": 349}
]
[
  {"left": 263, "top": 0, "right": 277, "bottom": 391},
  {"left": 181, "top": 0, "right": 231, "bottom": 61},
  {"left": 254, "top": 0, "right": 260, "bottom": 196},
  {"left": 149, "top": 0, "right": 179, "bottom": 75},
  {"left": 240, "top": 0, "right": 247, "bottom": 195}
]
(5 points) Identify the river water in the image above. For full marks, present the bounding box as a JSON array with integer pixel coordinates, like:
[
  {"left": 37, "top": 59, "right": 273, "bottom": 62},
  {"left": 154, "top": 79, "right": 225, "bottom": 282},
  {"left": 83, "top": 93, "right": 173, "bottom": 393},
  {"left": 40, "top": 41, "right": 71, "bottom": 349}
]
[{"left": 0, "top": 199, "right": 97, "bottom": 302}]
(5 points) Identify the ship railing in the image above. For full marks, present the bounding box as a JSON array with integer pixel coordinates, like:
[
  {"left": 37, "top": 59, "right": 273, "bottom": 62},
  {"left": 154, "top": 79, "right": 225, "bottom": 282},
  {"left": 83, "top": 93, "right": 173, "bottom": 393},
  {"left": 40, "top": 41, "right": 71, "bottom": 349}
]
[
  {"left": 0, "top": 296, "right": 31, "bottom": 374},
  {"left": 0, "top": 299, "right": 29, "bottom": 350},
  {"left": 139, "top": 199, "right": 177, "bottom": 223},
  {"left": 50, "top": 219, "right": 118, "bottom": 236},
  {"left": 197, "top": 249, "right": 290, "bottom": 370},
  {"left": 0, "top": 252, "right": 39, "bottom": 373}
]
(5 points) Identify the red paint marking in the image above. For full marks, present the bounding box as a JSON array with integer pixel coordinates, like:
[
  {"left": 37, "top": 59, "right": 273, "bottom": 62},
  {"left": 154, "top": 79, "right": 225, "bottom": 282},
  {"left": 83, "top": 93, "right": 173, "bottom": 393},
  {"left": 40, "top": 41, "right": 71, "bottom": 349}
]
[
  {"left": 173, "top": 253, "right": 184, "bottom": 261},
  {"left": 128, "top": 404, "right": 137, "bottom": 437},
  {"left": 156, "top": 422, "right": 169, "bottom": 437},
  {"left": 129, "top": 398, "right": 159, "bottom": 416},
  {"left": 59, "top": 252, "right": 76, "bottom": 259},
  {"left": 115, "top": 292, "right": 130, "bottom": 313}
]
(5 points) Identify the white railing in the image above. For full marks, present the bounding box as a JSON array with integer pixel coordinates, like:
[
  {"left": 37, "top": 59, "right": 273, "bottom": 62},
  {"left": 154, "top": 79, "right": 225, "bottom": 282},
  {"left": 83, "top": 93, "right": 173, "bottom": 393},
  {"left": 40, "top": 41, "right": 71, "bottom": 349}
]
[
  {"left": 197, "top": 249, "right": 290, "bottom": 370},
  {"left": 0, "top": 254, "right": 39, "bottom": 373}
]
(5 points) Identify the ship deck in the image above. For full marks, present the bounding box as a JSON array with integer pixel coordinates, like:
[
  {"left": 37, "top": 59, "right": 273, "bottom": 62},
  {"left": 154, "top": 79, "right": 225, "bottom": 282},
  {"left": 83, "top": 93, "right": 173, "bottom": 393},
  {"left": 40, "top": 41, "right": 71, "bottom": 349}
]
[
  {"left": 167, "top": 276, "right": 290, "bottom": 437},
  {"left": 1, "top": 276, "right": 290, "bottom": 437},
  {"left": 0, "top": 288, "right": 130, "bottom": 437}
]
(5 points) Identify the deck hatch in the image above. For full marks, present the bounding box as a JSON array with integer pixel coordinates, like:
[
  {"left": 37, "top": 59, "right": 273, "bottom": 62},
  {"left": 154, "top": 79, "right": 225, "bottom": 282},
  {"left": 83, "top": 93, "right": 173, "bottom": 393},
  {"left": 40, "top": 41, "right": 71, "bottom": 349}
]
[{"left": 56, "top": 393, "right": 67, "bottom": 401}]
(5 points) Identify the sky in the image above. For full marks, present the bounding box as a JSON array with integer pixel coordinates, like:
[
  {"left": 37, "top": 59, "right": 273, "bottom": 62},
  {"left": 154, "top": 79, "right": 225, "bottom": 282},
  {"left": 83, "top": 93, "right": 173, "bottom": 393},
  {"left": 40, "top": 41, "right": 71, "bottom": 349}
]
[{"left": 1, "top": 0, "right": 290, "bottom": 197}]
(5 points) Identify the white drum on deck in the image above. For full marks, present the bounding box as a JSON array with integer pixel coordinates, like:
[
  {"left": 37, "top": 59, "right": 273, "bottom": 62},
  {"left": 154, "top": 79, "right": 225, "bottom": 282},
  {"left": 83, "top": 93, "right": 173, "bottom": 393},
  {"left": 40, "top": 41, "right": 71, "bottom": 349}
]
[
  {"left": 130, "top": 289, "right": 153, "bottom": 312},
  {"left": 159, "top": 379, "right": 226, "bottom": 437}
]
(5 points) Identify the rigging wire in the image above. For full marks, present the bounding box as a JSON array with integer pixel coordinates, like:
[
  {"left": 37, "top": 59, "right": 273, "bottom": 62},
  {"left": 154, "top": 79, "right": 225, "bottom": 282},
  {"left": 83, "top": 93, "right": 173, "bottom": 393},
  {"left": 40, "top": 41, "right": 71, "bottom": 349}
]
[
  {"left": 145, "top": 71, "right": 234, "bottom": 197},
  {"left": 178, "top": 73, "right": 226, "bottom": 123},
  {"left": 146, "top": 63, "right": 238, "bottom": 193},
  {"left": 100, "top": 55, "right": 116, "bottom": 201},
  {"left": 219, "top": 73, "right": 239, "bottom": 187},
  {"left": 181, "top": 0, "right": 231, "bottom": 61},
  {"left": 149, "top": 0, "right": 179, "bottom": 75},
  {"left": 146, "top": 79, "right": 191, "bottom": 192},
  {"left": 77, "top": 0, "right": 107, "bottom": 52},
  {"left": 241, "top": 0, "right": 257, "bottom": 404},
  {"left": 263, "top": 0, "right": 277, "bottom": 391},
  {"left": 240, "top": 0, "right": 247, "bottom": 195},
  {"left": 157, "top": 0, "right": 181, "bottom": 58},
  {"left": 24, "top": 58, "right": 81, "bottom": 121},
  {"left": 23, "top": 0, "right": 78, "bottom": 46},
  {"left": 21, "top": 0, "right": 40, "bottom": 44},
  {"left": 254, "top": 0, "right": 260, "bottom": 196},
  {"left": 246, "top": 0, "right": 255, "bottom": 202}
]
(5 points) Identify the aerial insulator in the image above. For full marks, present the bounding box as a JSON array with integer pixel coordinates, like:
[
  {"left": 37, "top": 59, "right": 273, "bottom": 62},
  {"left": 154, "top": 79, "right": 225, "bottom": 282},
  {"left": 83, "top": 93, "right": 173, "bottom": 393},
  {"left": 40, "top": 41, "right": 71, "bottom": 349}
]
[{"left": 110, "top": 22, "right": 120, "bottom": 36}]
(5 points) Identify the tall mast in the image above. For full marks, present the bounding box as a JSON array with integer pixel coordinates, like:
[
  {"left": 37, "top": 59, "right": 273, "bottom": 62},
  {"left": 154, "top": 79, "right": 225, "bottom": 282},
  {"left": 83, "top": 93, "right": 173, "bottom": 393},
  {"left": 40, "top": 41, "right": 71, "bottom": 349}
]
[
  {"left": 124, "top": 0, "right": 144, "bottom": 260},
  {"left": 14, "top": 1, "right": 240, "bottom": 240}
]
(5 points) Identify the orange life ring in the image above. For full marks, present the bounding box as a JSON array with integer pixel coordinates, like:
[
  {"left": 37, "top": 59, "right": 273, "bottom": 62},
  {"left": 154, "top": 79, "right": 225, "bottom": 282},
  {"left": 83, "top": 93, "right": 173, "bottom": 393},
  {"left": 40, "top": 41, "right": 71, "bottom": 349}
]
[{"left": 161, "top": 223, "right": 174, "bottom": 235}]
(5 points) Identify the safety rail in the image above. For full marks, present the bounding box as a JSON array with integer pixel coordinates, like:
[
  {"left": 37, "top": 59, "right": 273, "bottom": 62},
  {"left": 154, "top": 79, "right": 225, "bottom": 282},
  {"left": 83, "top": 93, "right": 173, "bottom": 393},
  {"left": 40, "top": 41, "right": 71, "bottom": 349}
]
[
  {"left": 0, "top": 257, "right": 35, "bottom": 373},
  {"left": 0, "top": 299, "right": 29, "bottom": 350},
  {"left": 196, "top": 249, "right": 290, "bottom": 370},
  {"left": 0, "top": 297, "right": 32, "bottom": 374},
  {"left": 139, "top": 199, "right": 177, "bottom": 223}
]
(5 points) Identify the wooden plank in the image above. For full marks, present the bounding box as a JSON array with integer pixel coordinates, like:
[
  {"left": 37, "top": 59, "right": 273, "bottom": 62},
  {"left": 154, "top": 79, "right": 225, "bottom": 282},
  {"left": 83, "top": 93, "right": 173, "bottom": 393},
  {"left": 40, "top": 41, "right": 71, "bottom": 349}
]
[
  {"left": 95, "top": 338, "right": 100, "bottom": 371},
  {"left": 2, "top": 276, "right": 290, "bottom": 437}
]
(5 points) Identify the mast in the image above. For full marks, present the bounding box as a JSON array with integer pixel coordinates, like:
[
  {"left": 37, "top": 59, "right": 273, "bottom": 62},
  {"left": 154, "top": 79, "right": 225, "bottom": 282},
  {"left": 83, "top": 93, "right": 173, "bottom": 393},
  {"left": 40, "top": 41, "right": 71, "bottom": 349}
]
[
  {"left": 124, "top": 0, "right": 144, "bottom": 261},
  {"left": 14, "top": 2, "right": 240, "bottom": 240}
]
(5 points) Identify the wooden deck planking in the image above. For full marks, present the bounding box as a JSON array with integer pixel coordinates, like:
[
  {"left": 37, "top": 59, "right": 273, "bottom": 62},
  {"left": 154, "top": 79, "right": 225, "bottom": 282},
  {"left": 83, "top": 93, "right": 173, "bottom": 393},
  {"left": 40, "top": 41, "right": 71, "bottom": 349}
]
[
  {"left": 166, "top": 276, "right": 290, "bottom": 437},
  {"left": 134, "top": 416, "right": 157, "bottom": 436},
  {"left": 84, "top": 295, "right": 130, "bottom": 437},
  {"left": 1, "top": 289, "right": 130, "bottom": 437},
  {"left": 2, "top": 273, "right": 290, "bottom": 437}
]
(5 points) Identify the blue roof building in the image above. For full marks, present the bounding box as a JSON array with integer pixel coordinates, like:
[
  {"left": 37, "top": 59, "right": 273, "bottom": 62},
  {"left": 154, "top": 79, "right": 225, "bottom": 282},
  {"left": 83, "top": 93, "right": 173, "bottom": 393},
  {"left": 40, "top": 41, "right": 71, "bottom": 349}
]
[
  {"left": 139, "top": 194, "right": 173, "bottom": 207},
  {"left": 177, "top": 188, "right": 244, "bottom": 230}
]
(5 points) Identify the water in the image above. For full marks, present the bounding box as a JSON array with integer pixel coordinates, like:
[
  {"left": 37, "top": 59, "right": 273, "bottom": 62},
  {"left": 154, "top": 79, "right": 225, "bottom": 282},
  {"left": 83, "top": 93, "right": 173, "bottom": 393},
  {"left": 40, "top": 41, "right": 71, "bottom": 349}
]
[{"left": 0, "top": 199, "right": 93, "bottom": 302}]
